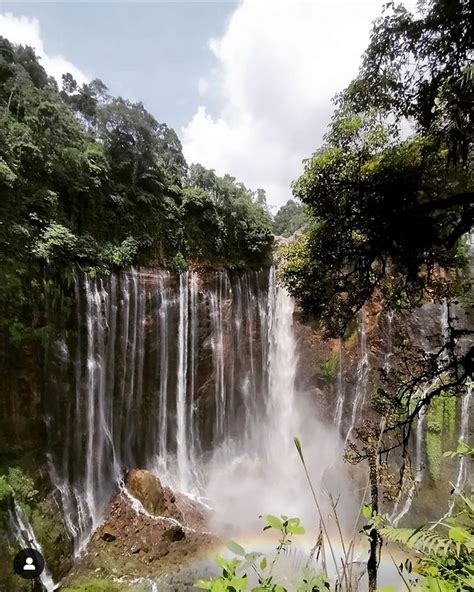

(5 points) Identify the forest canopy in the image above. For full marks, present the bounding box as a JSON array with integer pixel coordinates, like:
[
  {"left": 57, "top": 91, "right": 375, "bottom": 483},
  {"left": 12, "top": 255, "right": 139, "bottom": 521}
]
[{"left": 0, "top": 36, "right": 274, "bottom": 341}]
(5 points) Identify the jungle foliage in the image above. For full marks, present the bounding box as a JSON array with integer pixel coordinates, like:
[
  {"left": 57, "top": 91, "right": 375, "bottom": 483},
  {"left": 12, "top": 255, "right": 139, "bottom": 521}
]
[
  {"left": 272, "top": 199, "right": 308, "bottom": 238},
  {"left": 0, "top": 37, "right": 273, "bottom": 343},
  {"left": 279, "top": 0, "right": 473, "bottom": 338}
]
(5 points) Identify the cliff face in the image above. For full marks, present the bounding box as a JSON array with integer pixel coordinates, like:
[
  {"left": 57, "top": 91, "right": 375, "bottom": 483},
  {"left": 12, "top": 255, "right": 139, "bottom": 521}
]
[
  {"left": 1, "top": 268, "right": 470, "bottom": 489},
  {"left": 0, "top": 266, "right": 471, "bottom": 587},
  {"left": 0, "top": 342, "right": 45, "bottom": 455}
]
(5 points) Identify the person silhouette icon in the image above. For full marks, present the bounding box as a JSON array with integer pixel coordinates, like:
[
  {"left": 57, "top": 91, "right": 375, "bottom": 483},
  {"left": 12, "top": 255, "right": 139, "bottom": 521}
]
[
  {"left": 23, "top": 557, "right": 36, "bottom": 571},
  {"left": 14, "top": 548, "right": 44, "bottom": 579}
]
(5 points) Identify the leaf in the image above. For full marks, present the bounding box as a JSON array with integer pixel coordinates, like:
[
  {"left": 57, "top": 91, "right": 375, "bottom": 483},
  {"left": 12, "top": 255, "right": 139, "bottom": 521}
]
[
  {"left": 215, "top": 554, "right": 228, "bottom": 569},
  {"left": 264, "top": 514, "right": 284, "bottom": 530},
  {"left": 294, "top": 436, "right": 304, "bottom": 462},
  {"left": 229, "top": 575, "right": 248, "bottom": 590},
  {"left": 227, "top": 540, "right": 246, "bottom": 557},
  {"left": 260, "top": 557, "right": 267, "bottom": 570},
  {"left": 448, "top": 526, "right": 470, "bottom": 544},
  {"left": 362, "top": 504, "right": 373, "bottom": 519},
  {"left": 286, "top": 517, "right": 305, "bottom": 535},
  {"left": 195, "top": 580, "right": 213, "bottom": 589}
]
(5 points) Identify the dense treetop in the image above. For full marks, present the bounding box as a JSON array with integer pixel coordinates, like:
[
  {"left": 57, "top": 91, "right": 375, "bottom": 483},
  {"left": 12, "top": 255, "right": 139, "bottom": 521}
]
[
  {"left": 272, "top": 199, "right": 308, "bottom": 238},
  {"left": 280, "top": 0, "right": 473, "bottom": 338},
  {"left": 0, "top": 37, "right": 273, "bottom": 341}
]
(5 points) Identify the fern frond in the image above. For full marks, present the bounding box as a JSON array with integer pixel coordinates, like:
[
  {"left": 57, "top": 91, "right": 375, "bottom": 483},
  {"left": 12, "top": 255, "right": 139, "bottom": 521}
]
[{"left": 380, "top": 527, "right": 453, "bottom": 557}]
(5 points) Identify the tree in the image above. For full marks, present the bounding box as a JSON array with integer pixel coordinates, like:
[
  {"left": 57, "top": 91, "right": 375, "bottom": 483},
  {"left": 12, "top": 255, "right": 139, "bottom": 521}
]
[
  {"left": 0, "top": 38, "right": 274, "bottom": 347},
  {"left": 280, "top": 0, "right": 472, "bottom": 347},
  {"left": 279, "top": 0, "right": 473, "bottom": 555},
  {"left": 273, "top": 199, "right": 308, "bottom": 237}
]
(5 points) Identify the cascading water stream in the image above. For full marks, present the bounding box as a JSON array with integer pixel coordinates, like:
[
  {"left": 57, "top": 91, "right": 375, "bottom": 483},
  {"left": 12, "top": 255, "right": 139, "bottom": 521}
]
[
  {"left": 437, "top": 385, "right": 473, "bottom": 522},
  {"left": 345, "top": 309, "right": 369, "bottom": 444},
  {"left": 45, "top": 267, "right": 344, "bottom": 553},
  {"left": 176, "top": 271, "right": 190, "bottom": 492},
  {"left": 453, "top": 386, "right": 472, "bottom": 492},
  {"left": 414, "top": 409, "right": 426, "bottom": 483},
  {"left": 390, "top": 383, "right": 432, "bottom": 527},
  {"left": 266, "top": 267, "right": 298, "bottom": 453},
  {"left": 333, "top": 340, "right": 345, "bottom": 433},
  {"left": 8, "top": 500, "right": 56, "bottom": 591}
]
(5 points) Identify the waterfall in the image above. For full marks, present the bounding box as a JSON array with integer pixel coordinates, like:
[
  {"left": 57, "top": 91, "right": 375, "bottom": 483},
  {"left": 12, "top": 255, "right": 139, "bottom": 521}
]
[
  {"left": 266, "top": 267, "right": 298, "bottom": 454},
  {"left": 333, "top": 340, "right": 345, "bottom": 432},
  {"left": 383, "top": 310, "right": 394, "bottom": 373},
  {"left": 46, "top": 267, "right": 349, "bottom": 550},
  {"left": 157, "top": 272, "right": 170, "bottom": 466},
  {"left": 442, "top": 385, "right": 473, "bottom": 519},
  {"left": 414, "top": 408, "right": 426, "bottom": 482},
  {"left": 8, "top": 500, "right": 56, "bottom": 591},
  {"left": 453, "top": 386, "right": 472, "bottom": 492},
  {"left": 390, "top": 484, "right": 416, "bottom": 527},
  {"left": 345, "top": 309, "right": 369, "bottom": 444},
  {"left": 188, "top": 272, "right": 200, "bottom": 484},
  {"left": 391, "top": 382, "right": 432, "bottom": 525},
  {"left": 176, "top": 272, "right": 190, "bottom": 491}
]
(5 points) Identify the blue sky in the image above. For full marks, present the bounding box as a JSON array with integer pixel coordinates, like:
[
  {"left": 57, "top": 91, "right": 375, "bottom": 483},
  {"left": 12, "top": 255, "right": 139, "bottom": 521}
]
[
  {"left": 0, "top": 1, "right": 417, "bottom": 207},
  {"left": 1, "top": 1, "right": 235, "bottom": 130}
]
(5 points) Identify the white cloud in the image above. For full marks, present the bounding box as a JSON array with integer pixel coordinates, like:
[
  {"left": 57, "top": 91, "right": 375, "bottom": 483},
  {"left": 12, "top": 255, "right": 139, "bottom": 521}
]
[
  {"left": 0, "top": 12, "right": 88, "bottom": 87},
  {"left": 182, "top": 0, "right": 416, "bottom": 208}
]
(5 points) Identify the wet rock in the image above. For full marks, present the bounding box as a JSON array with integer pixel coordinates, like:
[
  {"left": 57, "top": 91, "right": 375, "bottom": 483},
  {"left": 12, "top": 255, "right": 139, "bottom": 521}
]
[
  {"left": 125, "top": 469, "right": 167, "bottom": 515},
  {"left": 162, "top": 524, "right": 185, "bottom": 542}
]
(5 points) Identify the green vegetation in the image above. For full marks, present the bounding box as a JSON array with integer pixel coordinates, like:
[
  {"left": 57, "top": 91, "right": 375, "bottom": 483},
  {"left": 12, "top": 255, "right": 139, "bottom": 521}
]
[
  {"left": 61, "top": 579, "right": 124, "bottom": 592},
  {"left": 379, "top": 444, "right": 474, "bottom": 591},
  {"left": 273, "top": 199, "right": 308, "bottom": 238},
  {"left": 278, "top": 0, "right": 472, "bottom": 546},
  {"left": 279, "top": 0, "right": 472, "bottom": 337},
  {"left": 196, "top": 440, "right": 474, "bottom": 592},
  {"left": 425, "top": 395, "right": 457, "bottom": 480},
  {"left": 1, "top": 467, "right": 38, "bottom": 506},
  {"left": 196, "top": 515, "right": 326, "bottom": 592},
  {"left": 0, "top": 464, "right": 72, "bottom": 579},
  {"left": 320, "top": 352, "right": 339, "bottom": 384},
  {"left": 0, "top": 36, "right": 273, "bottom": 345}
]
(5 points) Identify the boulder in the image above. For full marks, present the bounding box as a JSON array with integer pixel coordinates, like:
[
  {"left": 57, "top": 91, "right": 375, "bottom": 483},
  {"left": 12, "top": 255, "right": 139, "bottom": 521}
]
[{"left": 125, "top": 469, "right": 167, "bottom": 516}]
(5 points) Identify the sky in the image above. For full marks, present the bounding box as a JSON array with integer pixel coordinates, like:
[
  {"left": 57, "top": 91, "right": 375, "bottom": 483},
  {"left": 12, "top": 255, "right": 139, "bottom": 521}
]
[{"left": 0, "top": 1, "right": 416, "bottom": 209}]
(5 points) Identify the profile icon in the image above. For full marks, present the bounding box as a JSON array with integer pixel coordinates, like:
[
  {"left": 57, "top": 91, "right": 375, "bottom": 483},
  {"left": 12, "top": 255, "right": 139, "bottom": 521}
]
[
  {"left": 23, "top": 556, "right": 36, "bottom": 571},
  {"left": 13, "top": 548, "right": 45, "bottom": 580}
]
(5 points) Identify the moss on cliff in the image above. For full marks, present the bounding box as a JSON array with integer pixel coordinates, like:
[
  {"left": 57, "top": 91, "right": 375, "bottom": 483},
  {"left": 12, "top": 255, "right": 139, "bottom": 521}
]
[
  {"left": 62, "top": 578, "right": 126, "bottom": 592},
  {"left": 320, "top": 352, "right": 339, "bottom": 383},
  {"left": 425, "top": 394, "right": 458, "bottom": 480},
  {"left": 0, "top": 464, "right": 73, "bottom": 581}
]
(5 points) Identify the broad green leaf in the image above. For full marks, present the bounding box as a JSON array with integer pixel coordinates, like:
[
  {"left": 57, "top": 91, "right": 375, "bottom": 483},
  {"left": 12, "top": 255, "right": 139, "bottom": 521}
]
[
  {"left": 449, "top": 526, "right": 470, "bottom": 543},
  {"left": 362, "top": 504, "right": 373, "bottom": 519},
  {"left": 264, "top": 514, "right": 283, "bottom": 530},
  {"left": 227, "top": 540, "right": 246, "bottom": 556},
  {"left": 215, "top": 554, "right": 228, "bottom": 569}
]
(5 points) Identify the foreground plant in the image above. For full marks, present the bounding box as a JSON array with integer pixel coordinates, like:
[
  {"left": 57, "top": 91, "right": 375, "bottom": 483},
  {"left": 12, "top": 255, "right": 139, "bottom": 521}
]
[
  {"left": 376, "top": 443, "right": 474, "bottom": 591},
  {"left": 195, "top": 514, "right": 329, "bottom": 592}
]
